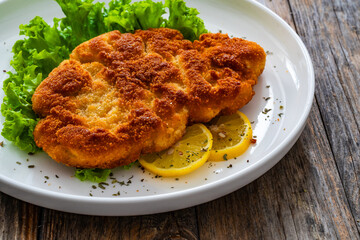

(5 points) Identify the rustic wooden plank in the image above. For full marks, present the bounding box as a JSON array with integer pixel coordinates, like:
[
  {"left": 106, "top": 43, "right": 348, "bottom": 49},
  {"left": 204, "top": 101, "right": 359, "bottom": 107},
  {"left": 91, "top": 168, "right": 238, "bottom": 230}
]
[
  {"left": 38, "top": 207, "right": 198, "bottom": 240},
  {"left": 197, "top": 103, "right": 359, "bottom": 239},
  {"left": 256, "top": 0, "right": 296, "bottom": 28},
  {"left": 0, "top": 192, "right": 40, "bottom": 240},
  {"left": 39, "top": 210, "right": 138, "bottom": 240},
  {"left": 137, "top": 208, "right": 198, "bottom": 239},
  {"left": 287, "top": 0, "right": 360, "bottom": 231}
]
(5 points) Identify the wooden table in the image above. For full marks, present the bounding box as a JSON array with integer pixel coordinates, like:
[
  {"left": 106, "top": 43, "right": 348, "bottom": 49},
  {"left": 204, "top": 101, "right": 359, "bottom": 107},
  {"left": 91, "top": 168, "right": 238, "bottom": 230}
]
[{"left": 1, "top": 0, "right": 359, "bottom": 239}]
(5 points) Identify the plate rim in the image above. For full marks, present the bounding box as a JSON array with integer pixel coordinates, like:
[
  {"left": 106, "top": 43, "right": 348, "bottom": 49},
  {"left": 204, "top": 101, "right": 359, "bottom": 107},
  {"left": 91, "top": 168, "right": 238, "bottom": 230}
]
[{"left": 0, "top": 0, "right": 315, "bottom": 215}]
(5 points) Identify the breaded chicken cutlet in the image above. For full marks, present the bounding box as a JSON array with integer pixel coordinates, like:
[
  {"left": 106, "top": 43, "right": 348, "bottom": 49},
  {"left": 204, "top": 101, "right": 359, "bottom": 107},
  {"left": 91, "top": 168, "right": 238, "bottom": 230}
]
[{"left": 32, "top": 28, "right": 266, "bottom": 169}]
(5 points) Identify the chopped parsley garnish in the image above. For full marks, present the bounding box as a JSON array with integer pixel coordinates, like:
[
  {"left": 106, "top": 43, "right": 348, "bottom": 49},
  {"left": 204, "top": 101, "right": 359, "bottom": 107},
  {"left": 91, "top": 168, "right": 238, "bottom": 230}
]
[{"left": 262, "top": 108, "right": 272, "bottom": 114}]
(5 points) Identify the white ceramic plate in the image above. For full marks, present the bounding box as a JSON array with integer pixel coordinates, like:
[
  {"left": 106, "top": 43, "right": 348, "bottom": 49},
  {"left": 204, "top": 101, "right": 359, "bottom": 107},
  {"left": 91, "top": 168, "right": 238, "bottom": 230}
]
[{"left": 0, "top": 0, "right": 314, "bottom": 216}]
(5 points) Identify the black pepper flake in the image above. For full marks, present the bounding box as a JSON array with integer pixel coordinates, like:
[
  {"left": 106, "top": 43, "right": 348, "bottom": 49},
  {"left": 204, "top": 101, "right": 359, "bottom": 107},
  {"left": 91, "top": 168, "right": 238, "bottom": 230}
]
[
  {"left": 201, "top": 147, "right": 209, "bottom": 152},
  {"left": 28, "top": 165, "right": 35, "bottom": 168},
  {"left": 28, "top": 152, "right": 34, "bottom": 155},
  {"left": 16, "top": 162, "right": 21, "bottom": 165},
  {"left": 55, "top": 175, "right": 59, "bottom": 178},
  {"left": 263, "top": 97, "right": 271, "bottom": 101},
  {"left": 266, "top": 85, "right": 270, "bottom": 88},
  {"left": 278, "top": 113, "right": 284, "bottom": 117},
  {"left": 175, "top": 178, "right": 179, "bottom": 181},
  {"left": 89, "top": 193, "right": 93, "bottom": 197},
  {"left": 280, "top": 105, "right": 284, "bottom": 110},
  {"left": 247, "top": 160, "right": 250, "bottom": 163},
  {"left": 92, "top": 185, "right": 97, "bottom": 189},
  {"left": 44, "top": 176, "right": 49, "bottom": 180},
  {"left": 2, "top": 70, "right": 6, "bottom": 73},
  {"left": 265, "top": 50, "right": 273, "bottom": 55},
  {"left": 227, "top": 164, "right": 233, "bottom": 168},
  {"left": 223, "top": 154, "right": 228, "bottom": 161},
  {"left": 140, "top": 179, "right": 144, "bottom": 182},
  {"left": 98, "top": 183, "right": 106, "bottom": 190}
]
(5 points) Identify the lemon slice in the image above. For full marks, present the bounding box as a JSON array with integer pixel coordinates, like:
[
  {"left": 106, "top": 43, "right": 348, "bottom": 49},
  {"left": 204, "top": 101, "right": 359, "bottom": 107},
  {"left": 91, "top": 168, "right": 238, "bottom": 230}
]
[
  {"left": 139, "top": 124, "right": 213, "bottom": 177},
  {"left": 207, "top": 111, "right": 252, "bottom": 161}
]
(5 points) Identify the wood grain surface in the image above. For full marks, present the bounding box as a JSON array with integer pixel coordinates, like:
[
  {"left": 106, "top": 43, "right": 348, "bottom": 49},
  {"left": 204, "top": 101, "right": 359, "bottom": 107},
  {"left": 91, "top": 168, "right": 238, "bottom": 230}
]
[{"left": 1, "top": 0, "right": 359, "bottom": 239}]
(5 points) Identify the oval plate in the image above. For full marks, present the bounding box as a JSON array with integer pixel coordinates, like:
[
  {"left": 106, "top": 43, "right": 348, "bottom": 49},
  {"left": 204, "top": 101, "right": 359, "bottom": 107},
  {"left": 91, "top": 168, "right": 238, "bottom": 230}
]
[{"left": 0, "top": 0, "right": 314, "bottom": 216}]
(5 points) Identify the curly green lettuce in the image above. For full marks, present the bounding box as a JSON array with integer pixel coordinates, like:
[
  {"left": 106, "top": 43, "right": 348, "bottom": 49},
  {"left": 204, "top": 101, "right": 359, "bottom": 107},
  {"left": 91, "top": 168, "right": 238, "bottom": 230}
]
[
  {"left": 1, "top": 0, "right": 207, "bottom": 181},
  {"left": 75, "top": 168, "right": 112, "bottom": 183}
]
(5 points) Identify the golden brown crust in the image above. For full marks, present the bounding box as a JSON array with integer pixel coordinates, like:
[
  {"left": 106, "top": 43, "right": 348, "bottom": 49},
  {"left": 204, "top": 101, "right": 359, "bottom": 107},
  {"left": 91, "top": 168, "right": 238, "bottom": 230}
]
[{"left": 32, "top": 28, "right": 266, "bottom": 169}]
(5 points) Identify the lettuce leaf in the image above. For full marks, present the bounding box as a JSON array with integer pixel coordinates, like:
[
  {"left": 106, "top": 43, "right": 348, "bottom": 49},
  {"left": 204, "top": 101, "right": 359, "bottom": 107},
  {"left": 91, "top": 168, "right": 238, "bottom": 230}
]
[
  {"left": 75, "top": 161, "right": 135, "bottom": 182},
  {"left": 75, "top": 168, "right": 112, "bottom": 183},
  {"left": 1, "top": 16, "right": 69, "bottom": 153},
  {"left": 165, "top": 0, "right": 207, "bottom": 41},
  {"left": 55, "top": 0, "right": 107, "bottom": 49},
  {"left": 1, "top": 0, "right": 208, "bottom": 179}
]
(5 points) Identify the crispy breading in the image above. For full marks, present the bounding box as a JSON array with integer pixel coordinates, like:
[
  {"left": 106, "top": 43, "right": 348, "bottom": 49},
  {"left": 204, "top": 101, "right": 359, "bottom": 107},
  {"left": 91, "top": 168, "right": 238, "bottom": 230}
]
[{"left": 32, "top": 28, "right": 266, "bottom": 169}]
